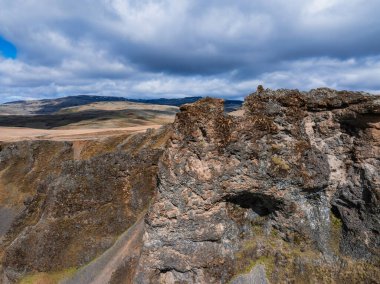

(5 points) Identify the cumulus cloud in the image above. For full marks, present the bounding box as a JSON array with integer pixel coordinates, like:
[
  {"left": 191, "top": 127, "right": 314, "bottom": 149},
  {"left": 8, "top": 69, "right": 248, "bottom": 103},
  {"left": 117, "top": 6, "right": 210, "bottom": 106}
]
[{"left": 0, "top": 0, "right": 379, "bottom": 103}]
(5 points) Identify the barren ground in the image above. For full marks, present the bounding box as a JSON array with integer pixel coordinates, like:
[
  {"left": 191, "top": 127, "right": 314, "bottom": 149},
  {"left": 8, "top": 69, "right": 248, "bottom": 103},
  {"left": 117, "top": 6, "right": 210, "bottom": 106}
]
[{"left": 0, "top": 125, "right": 163, "bottom": 142}]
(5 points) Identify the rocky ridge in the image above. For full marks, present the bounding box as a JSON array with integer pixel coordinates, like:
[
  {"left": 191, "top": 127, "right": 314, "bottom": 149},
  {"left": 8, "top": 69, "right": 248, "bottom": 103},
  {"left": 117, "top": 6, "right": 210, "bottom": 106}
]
[
  {"left": 0, "top": 88, "right": 379, "bottom": 283},
  {"left": 134, "top": 88, "right": 380, "bottom": 283}
]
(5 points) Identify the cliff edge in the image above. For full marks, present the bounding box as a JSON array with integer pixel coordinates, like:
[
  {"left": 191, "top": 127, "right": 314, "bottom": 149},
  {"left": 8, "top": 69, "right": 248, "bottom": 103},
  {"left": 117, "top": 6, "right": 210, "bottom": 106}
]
[{"left": 134, "top": 88, "right": 380, "bottom": 283}]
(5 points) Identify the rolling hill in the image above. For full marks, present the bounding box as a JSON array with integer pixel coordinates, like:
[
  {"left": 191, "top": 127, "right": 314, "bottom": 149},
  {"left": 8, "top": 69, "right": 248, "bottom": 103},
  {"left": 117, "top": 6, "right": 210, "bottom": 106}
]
[{"left": 0, "top": 95, "right": 242, "bottom": 116}]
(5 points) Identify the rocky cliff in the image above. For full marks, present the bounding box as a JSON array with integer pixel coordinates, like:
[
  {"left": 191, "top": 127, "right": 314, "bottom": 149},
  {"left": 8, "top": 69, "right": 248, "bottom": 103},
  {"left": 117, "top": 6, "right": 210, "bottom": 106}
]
[
  {"left": 134, "top": 88, "right": 380, "bottom": 283},
  {"left": 1, "top": 88, "right": 379, "bottom": 283}
]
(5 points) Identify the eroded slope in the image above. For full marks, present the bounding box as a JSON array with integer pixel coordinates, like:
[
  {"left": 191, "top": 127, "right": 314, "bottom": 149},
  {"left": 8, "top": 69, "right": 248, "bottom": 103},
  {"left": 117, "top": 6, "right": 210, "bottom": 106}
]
[{"left": 0, "top": 127, "right": 172, "bottom": 283}]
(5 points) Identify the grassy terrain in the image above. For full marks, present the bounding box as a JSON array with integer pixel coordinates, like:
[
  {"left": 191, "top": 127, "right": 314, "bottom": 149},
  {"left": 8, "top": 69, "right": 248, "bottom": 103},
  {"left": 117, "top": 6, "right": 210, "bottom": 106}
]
[{"left": 19, "top": 268, "right": 77, "bottom": 284}]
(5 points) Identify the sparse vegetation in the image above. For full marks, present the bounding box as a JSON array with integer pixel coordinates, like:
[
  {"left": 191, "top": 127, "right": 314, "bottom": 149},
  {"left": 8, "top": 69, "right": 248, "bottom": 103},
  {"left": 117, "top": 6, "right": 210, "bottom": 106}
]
[
  {"left": 271, "top": 156, "right": 290, "bottom": 171},
  {"left": 330, "top": 212, "right": 343, "bottom": 254},
  {"left": 231, "top": 219, "right": 379, "bottom": 283},
  {"left": 270, "top": 143, "right": 281, "bottom": 152},
  {"left": 19, "top": 267, "right": 77, "bottom": 284}
]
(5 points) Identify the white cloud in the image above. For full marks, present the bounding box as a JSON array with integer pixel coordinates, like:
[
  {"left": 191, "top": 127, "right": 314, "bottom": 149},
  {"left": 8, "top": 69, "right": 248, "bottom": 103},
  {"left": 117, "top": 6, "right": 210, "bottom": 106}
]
[
  {"left": 0, "top": 0, "right": 380, "bottom": 103},
  {"left": 259, "top": 56, "right": 380, "bottom": 92}
]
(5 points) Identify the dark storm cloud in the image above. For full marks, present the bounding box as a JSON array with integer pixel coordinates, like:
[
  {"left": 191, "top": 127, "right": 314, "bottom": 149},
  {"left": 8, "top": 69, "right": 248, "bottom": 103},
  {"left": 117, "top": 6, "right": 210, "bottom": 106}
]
[
  {"left": 0, "top": 0, "right": 380, "bottom": 103},
  {"left": 104, "top": 0, "right": 380, "bottom": 75}
]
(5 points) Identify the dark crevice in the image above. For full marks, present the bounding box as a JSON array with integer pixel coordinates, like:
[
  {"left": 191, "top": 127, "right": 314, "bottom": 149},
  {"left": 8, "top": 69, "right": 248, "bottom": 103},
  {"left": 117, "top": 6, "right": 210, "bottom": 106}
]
[
  {"left": 339, "top": 114, "right": 380, "bottom": 137},
  {"left": 331, "top": 205, "right": 342, "bottom": 220},
  {"left": 190, "top": 238, "right": 220, "bottom": 243},
  {"left": 199, "top": 126, "right": 207, "bottom": 138},
  {"left": 359, "top": 168, "right": 374, "bottom": 205},
  {"left": 226, "top": 192, "right": 281, "bottom": 217},
  {"left": 158, "top": 267, "right": 190, "bottom": 274},
  {"left": 159, "top": 268, "right": 172, "bottom": 273}
]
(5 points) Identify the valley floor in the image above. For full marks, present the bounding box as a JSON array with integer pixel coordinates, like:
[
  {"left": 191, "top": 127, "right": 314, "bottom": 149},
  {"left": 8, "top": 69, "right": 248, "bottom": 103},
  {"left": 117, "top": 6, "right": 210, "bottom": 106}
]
[{"left": 0, "top": 125, "right": 162, "bottom": 142}]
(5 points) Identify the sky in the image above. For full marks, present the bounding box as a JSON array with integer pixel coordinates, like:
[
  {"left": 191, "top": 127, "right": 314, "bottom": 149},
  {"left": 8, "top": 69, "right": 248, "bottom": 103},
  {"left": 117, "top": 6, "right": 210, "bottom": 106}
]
[{"left": 0, "top": 0, "right": 380, "bottom": 103}]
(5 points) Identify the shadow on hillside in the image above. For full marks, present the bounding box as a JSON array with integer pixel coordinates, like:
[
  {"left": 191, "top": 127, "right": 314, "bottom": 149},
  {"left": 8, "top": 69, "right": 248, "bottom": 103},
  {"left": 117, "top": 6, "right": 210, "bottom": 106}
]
[{"left": 0, "top": 109, "right": 177, "bottom": 129}]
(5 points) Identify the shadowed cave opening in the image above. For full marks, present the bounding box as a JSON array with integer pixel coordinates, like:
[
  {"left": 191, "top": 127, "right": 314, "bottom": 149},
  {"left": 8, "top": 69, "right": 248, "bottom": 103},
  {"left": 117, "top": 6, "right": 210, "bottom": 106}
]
[{"left": 227, "top": 192, "right": 281, "bottom": 217}]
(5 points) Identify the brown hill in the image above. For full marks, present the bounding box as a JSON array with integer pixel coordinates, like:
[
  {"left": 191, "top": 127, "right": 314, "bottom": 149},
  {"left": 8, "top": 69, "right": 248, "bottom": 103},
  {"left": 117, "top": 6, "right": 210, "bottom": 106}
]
[{"left": 0, "top": 101, "right": 178, "bottom": 142}]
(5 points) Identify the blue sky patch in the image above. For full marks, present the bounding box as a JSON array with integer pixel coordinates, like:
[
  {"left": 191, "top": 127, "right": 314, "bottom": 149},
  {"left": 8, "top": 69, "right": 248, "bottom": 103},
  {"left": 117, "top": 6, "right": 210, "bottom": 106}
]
[{"left": 0, "top": 36, "right": 17, "bottom": 59}]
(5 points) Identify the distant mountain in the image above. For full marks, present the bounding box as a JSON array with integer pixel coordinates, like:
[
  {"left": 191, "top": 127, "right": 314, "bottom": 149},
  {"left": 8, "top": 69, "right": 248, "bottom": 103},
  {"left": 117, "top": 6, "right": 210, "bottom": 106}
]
[
  {"left": 126, "top": 97, "right": 243, "bottom": 112},
  {"left": 0, "top": 95, "right": 242, "bottom": 116},
  {"left": 1, "top": 95, "right": 129, "bottom": 115},
  {"left": 4, "top": 95, "right": 129, "bottom": 106},
  {"left": 126, "top": 96, "right": 203, "bottom": 106}
]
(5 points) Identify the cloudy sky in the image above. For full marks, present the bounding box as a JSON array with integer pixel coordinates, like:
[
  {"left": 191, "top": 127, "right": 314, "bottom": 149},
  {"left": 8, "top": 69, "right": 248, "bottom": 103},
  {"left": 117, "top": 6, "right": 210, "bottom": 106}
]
[{"left": 0, "top": 0, "right": 380, "bottom": 103}]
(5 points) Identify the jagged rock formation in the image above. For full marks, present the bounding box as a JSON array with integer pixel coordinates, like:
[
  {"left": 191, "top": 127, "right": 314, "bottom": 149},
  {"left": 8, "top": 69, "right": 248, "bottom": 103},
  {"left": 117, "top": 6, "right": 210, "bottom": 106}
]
[
  {"left": 1, "top": 88, "right": 379, "bottom": 283},
  {"left": 134, "top": 89, "right": 380, "bottom": 283}
]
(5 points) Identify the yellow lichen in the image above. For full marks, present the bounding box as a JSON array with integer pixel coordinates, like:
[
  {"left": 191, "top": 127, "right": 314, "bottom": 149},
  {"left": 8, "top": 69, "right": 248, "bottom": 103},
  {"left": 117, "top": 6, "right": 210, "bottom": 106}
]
[{"left": 271, "top": 156, "right": 290, "bottom": 171}]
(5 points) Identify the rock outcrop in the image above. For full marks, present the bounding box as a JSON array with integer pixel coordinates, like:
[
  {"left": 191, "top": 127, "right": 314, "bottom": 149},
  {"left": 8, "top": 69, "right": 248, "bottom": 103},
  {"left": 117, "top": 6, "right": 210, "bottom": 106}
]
[
  {"left": 134, "top": 89, "right": 380, "bottom": 283},
  {"left": 1, "top": 88, "right": 379, "bottom": 283}
]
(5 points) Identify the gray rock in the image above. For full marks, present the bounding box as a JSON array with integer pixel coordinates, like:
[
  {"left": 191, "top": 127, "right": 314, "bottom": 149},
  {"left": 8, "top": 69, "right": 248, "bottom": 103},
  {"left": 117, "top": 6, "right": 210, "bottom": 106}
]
[{"left": 230, "top": 265, "right": 268, "bottom": 284}]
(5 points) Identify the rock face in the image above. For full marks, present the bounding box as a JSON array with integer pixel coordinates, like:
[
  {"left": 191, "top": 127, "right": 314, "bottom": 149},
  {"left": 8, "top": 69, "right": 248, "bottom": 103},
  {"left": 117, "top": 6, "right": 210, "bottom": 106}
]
[
  {"left": 1, "top": 88, "right": 379, "bottom": 283},
  {"left": 134, "top": 89, "right": 380, "bottom": 283}
]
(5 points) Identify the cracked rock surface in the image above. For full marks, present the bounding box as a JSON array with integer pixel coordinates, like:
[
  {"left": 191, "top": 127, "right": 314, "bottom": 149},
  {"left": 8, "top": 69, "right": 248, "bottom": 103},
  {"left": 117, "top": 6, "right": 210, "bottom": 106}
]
[{"left": 134, "top": 89, "right": 380, "bottom": 283}]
